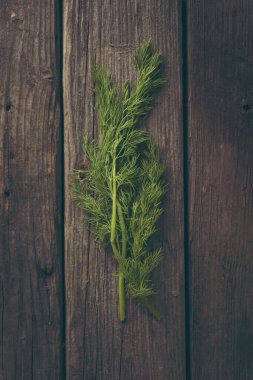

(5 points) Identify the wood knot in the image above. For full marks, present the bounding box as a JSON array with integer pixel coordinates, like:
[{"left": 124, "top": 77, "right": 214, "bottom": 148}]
[
  {"left": 41, "top": 69, "right": 55, "bottom": 82},
  {"left": 11, "top": 10, "right": 24, "bottom": 23}
]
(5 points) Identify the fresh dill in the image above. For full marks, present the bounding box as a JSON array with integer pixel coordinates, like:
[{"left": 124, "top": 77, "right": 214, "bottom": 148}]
[{"left": 73, "top": 40, "right": 166, "bottom": 321}]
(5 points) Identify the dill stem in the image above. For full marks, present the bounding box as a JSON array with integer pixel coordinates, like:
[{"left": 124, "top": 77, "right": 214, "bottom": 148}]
[
  {"left": 110, "top": 157, "right": 125, "bottom": 321},
  {"left": 110, "top": 157, "right": 117, "bottom": 250},
  {"left": 141, "top": 297, "right": 161, "bottom": 320},
  {"left": 110, "top": 156, "right": 119, "bottom": 260},
  {"left": 117, "top": 202, "right": 127, "bottom": 322},
  {"left": 117, "top": 202, "right": 127, "bottom": 259}
]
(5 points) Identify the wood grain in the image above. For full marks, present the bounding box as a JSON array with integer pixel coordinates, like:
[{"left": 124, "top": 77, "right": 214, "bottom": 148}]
[
  {"left": 187, "top": 1, "right": 253, "bottom": 379},
  {"left": 63, "top": 0, "right": 186, "bottom": 379},
  {"left": 0, "top": 1, "right": 64, "bottom": 379}
]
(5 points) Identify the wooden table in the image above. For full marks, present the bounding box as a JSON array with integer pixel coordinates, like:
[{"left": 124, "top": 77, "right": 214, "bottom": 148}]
[{"left": 0, "top": 1, "right": 252, "bottom": 379}]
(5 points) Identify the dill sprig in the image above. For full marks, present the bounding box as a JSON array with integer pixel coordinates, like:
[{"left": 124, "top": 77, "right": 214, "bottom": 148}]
[{"left": 73, "top": 40, "right": 166, "bottom": 321}]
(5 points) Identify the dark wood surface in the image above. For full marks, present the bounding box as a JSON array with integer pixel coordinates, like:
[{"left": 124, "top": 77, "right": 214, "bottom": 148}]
[
  {"left": 0, "top": 1, "right": 64, "bottom": 379},
  {"left": 0, "top": 0, "right": 252, "bottom": 379},
  {"left": 187, "top": 1, "right": 253, "bottom": 379},
  {"left": 63, "top": 1, "right": 185, "bottom": 379}
]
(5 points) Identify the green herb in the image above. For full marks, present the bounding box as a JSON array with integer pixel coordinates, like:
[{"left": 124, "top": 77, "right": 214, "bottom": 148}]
[{"left": 73, "top": 40, "right": 166, "bottom": 321}]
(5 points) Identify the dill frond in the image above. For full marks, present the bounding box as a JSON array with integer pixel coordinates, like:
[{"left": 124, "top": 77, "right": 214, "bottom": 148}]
[{"left": 73, "top": 40, "right": 166, "bottom": 321}]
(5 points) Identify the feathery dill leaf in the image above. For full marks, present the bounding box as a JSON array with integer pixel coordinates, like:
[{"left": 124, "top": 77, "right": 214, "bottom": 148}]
[{"left": 73, "top": 40, "right": 166, "bottom": 321}]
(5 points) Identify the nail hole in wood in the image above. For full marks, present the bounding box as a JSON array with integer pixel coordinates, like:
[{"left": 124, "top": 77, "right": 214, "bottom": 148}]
[
  {"left": 242, "top": 103, "right": 253, "bottom": 113},
  {"left": 5, "top": 103, "right": 11, "bottom": 112},
  {"left": 4, "top": 189, "right": 11, "bottom": 198},
  {"left": 39, "top": 266, "right": 54, "bottom": 277},
  {"left": 79, "top": 172, "right": 85, "bottom": 179}
]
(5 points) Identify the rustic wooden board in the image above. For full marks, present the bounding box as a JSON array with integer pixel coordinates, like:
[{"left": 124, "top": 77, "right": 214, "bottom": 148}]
[
  {"left": 0, "top": 1, "right": 64, "bottom": 379},
  {"left": 187, "top": 1, "right": 253, "bottom": 379},
  {"left": 63, "top": 0, "right": 186, "bottom": 379}
]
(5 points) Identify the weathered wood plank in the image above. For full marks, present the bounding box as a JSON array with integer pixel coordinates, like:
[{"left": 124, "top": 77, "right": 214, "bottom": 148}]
[
  {"left": 0, "top": 1, "right": 64, "bottom": 379},
  {"left": 187, "top": 1, "right": 253, "bottom": 379},
  {"left": 63, "top": 1, "right": 185, "bottom": 379}
]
